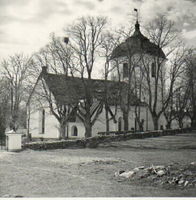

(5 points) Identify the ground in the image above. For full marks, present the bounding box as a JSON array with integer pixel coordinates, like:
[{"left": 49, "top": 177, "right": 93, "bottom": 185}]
[{"left": 0, "top": 132, "right": 196, "bottom": 197}]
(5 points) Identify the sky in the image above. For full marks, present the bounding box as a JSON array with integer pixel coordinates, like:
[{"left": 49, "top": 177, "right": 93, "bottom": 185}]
[{"left": 0, "top": 0, "right": 196, "bottom": 63}]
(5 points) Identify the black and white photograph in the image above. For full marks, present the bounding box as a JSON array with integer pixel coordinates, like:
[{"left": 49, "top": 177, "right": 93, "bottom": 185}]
[{"left": 0, "top": 0, "right": 196, "bottom": 198}]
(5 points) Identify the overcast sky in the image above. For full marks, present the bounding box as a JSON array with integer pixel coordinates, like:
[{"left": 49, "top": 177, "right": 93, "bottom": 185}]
[{"left": 0, "top": 0, "right": 196, "bottom": 62}]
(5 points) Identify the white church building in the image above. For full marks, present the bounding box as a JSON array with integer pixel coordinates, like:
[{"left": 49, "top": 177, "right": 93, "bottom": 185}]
[{"left": 26, "top": 20, "right": 167, "bottom": 139}]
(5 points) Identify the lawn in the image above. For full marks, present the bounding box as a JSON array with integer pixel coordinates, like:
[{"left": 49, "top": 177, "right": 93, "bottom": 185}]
[{"left": 0, "top": 132, "right": 196, "bottom": 197}]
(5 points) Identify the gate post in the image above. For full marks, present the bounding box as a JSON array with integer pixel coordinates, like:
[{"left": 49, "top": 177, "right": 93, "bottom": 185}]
[{"left": 6, "top": 130, "right": 23, "bottom": 152}]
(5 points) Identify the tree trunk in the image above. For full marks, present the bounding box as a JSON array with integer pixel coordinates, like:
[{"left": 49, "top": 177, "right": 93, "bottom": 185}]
[
  {"left": 123, "top": 111, "right": 129, "bottom": 131},
  {"left": 178, "top": 118, "right": 184, "bottom": 128},
  {"left": 152, "top": 115, "right": 159, "bottom": 130},
  {"left": 59, "top": 123, "right": 66, "bottom": 139},
  {"left": 166, "top": 121, "right": 171, "bottom": 129},
  {"left": 105, "top": 108, "right": 109, "bottom": 132},
  {"left": 85, "top": 122, "right": 92, "bottom": 138},
  {"left": 10, "top": 115, "right": 17, "bottom": 131},
  {"left": 138, "top": 120, "right": 144, "bottom": 131},
  {"left": 191, "top": 116, "right": 196, "bottom": 129}
]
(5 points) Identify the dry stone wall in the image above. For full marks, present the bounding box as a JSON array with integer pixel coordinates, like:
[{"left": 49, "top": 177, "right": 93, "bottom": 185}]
[{"left": 23, "top": 128, "right": 191, "bottom": 150}]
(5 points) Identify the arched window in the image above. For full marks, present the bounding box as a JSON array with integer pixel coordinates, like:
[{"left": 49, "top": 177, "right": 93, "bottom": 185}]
[
  {"left": 39, "top": 109, "right": 45, "bottom": 134},
  {"left": 42, "top": 109, "right": 45, "bottom": 134},
  {"left": 71, "top": 126, "right": 78, "bottom": 136},
  {"left": 151, "top": 62, "right": 156, "bottom": 78},
  {"left": 118, "top": 117, "right": 122, "bottom": 131}
]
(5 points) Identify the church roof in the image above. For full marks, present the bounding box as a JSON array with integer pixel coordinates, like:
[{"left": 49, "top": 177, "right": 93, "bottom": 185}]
[
  {"left": 42, "top": 72, "right": 143, "bottom": 106},
  {"left": 111, "top": 21, "right": 166, "bottom": 59}
]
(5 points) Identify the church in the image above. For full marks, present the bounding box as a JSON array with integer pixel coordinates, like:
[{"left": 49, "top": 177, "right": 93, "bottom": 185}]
[{"left": 26, "top": 20, "right": 167, "bottom": 139}]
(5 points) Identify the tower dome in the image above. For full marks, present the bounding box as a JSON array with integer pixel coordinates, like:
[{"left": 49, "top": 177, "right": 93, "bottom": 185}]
[{"left": 111, "top": 21, "right": 166, "bottom": 59}]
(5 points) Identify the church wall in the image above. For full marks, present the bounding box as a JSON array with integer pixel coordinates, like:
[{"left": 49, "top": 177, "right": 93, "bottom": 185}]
[
  {"left": 29, "top": 107, "right": 60, "bottom": 139},
  {"left": 29, "top": 100, "right": 167, "bottom": 139},
  {"left": 128, "top": 106, "right": 153, "bottom": 131},
  {"left": 67, "top": 122, "right": 85, "bottom": 138},
  {"left": 171, "top": 117, "right": 191, "bottom": 129},
  {"left": 91, "top": 105, "right": 160, "bottom": 134},
  {"left": 158, "top": 112, "right": 167, "bottom": 130},
  {"left": 28, "top": 78, "right": 60, "bottom": 139},
  {"left": 92, "top": 107, "right": 115, "bottom": 136},
  {"left": 109, "top": 53, "right": 167, "bottom": 130},
  {"left": 28, "top": 69, "right": 168, "bottom": 140},
  {"left": 110, "top": 57, "right": 128, "bottom": 81}
]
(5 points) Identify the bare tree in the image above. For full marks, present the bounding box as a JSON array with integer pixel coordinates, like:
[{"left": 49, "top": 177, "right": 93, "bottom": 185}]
[
  {"left": 111, "top": 31, "right": 141, "bottom": 130},
  {"left": 163, "top": 93, "right": 176, "bottom": 129},
  {"left": 164, "top": 81, "right": 190, "bottom": 129},
  {"left": 174, "top": 86, "right": 190, "bottom": 128},
  {"left": 0, "top": 78, "right": 10, "bottom": 136},
  {"left": 33, "top": 34, "right": 76, "bottom": 75},
  {"left": 132, "top": 63, "right": 145, "bottom": 131},
  {"left": 100, "top": 31, "right": 120, "bottom": 131},
  {"left": 115, "top": 24, "right": 140, "bottom": 131},
  {"left": 38, "top": 73, "right": 78, "bottom": 139},
  {"left": 1, "top": 54, "right": 32, "bottom": 130},
  {"left": 184, "top": 49, "right": 196, "bottom": 129},
  {"left": 28, "top": 35, "right": 78, "bottom": 139},
  {"left": 65, "top": 16, "right": 107, "bottom": 137},
  {"left": 139, "top": 15, "right": 186, "bottom": 130}
]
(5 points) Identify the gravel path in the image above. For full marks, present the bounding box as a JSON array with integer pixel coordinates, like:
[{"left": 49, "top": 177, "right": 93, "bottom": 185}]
[{"left": 0, "top": 132, "right": 196, "bottom": 197}]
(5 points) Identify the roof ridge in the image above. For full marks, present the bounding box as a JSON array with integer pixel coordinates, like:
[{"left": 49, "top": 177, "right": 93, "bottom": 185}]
[{"left": 44, "top": 73, "right": 128, "bottom": 84}]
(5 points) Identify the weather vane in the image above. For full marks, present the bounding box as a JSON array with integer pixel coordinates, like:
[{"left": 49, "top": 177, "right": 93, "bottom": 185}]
[{"left": 134, "top": 8, "right": 138, "bottom": 22}]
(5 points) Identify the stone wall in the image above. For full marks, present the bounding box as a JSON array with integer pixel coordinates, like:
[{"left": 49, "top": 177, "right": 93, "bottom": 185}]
[{"left": 23, "top": 128, "right": 191, "bottom": 150}]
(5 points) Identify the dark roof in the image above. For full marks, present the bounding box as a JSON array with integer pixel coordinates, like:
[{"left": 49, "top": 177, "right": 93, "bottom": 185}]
[
  {"left": 42, "top": 73, "right": 142, "bottom": 106},
  {"left": 111, "top": 22, "right": 166, "bottom": 59}
]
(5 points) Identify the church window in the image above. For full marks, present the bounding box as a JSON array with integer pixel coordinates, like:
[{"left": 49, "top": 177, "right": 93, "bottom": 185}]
[
  {"left": 39, "top": 109, "right": 45, "bottom": 134},
  {"left": 71, "top": 126, "right": 78, "bottom": 136},
  {"left": 123, "top": 63, "right": 128, "bottom": 78},
  {"left": 151, "top": 62, "right": 156, "bottom": 78}
]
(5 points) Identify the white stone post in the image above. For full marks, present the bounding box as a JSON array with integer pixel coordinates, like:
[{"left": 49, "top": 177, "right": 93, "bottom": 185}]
[{"left": 5, "top": 130, "right": 23, "bottom": 152}]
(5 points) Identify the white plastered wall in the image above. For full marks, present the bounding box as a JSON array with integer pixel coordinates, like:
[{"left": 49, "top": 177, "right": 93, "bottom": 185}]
[
  {"left": 28, "top": 78, "right": 60, "bottom": 139},
  {"left": 29, "top": 107, "right": 60, "bottom": 139}
]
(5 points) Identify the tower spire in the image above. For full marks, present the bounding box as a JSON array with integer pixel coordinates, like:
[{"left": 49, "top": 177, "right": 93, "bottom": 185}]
[
  {"left": 134, "top": 8, "right": 140, "bottom": 32},
  {"left": 134, "top": 8, "right": 138, "bottom": 23}
]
